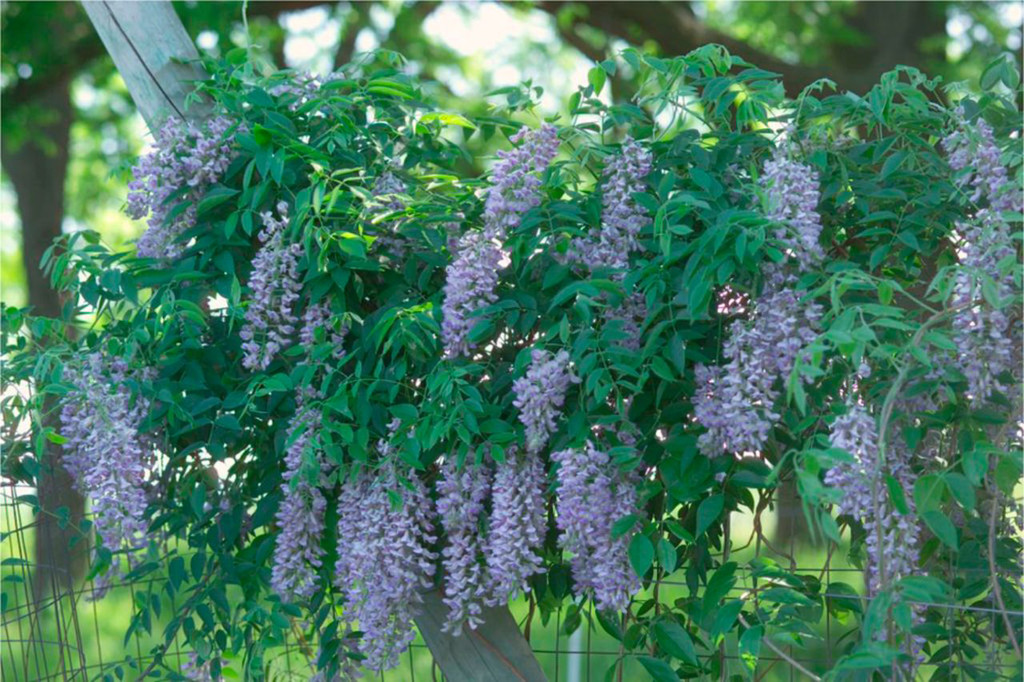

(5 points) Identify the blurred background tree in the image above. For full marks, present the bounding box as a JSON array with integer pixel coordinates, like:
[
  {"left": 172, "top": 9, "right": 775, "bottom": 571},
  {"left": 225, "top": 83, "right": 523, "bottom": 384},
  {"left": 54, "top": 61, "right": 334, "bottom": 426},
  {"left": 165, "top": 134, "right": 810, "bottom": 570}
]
[{"left": 1, "top": 0, "right": 1021, "bottom": 596}]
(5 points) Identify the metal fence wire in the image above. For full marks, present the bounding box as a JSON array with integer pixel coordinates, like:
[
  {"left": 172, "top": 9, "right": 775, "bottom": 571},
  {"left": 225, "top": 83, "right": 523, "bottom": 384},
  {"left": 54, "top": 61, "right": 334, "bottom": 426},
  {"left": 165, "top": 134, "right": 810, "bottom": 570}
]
[{"left": 2, "top": 477, "right": 1020, "bottom": 681}]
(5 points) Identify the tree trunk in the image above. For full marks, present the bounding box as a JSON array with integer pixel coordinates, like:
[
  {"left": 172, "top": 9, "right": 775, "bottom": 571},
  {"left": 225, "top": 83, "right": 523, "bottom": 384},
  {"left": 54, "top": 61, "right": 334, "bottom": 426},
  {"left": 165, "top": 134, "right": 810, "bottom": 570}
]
[{"left": 1, "top": 76, "right": 87, "bottom": 600}]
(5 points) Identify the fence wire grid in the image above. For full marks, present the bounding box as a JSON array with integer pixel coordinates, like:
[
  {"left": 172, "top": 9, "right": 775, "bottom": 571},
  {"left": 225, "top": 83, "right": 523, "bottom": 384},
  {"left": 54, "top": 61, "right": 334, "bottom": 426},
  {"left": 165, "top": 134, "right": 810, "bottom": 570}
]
[{"left": 2, "top": 477, "right": 1021, "bottom": 681}]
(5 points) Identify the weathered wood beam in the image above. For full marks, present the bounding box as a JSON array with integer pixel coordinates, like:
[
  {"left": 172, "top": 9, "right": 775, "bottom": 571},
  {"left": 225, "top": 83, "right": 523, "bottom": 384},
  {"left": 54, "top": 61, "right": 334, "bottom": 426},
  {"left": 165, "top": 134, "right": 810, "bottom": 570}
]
[
  {"left": 82, "top": 2, "right": 548, "bottom": 679},
  {"left": 81, "top": 0, "right": 211, "bottom": 130}
]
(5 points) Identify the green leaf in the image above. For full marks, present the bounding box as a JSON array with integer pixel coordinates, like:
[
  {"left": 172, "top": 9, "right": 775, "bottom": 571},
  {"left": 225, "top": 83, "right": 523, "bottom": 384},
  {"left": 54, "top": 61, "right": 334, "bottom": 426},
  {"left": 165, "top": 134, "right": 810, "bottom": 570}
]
[
  {"left": 943, "top": 472, "right": 976, "bottom": 512},
  {"left": 419, "top": 112, "right": 476, "bottom": 129},
  {"left": 197, "top": 187, "right": 240, "bottom": 216},
  {"left": 710, "top": 599, "right": 744, "bottom": 641},
  {"left": 656, "top": 538, "right": 677, "bottom": 575},
  {"left": 739, "top": 625, "right": 762, "bottom": 674},
  {"left": 652, "top": 621, "right": 698, "bottom": 665},
  {"left": 612, "top": 514, "right": 639, "bottom": 539},
  {"left": 637, "top": 655, "right": 679, "bottom": 682},
  {"left": 596, "top": 610, "right": 624, "bottom": 641},
  {"left": 588, "top": 66, "right": 607, "bottom": 95},
  {"left": 629, "top": 534, "right": 655, "bottom": 578},
  {"left": 190, "top": 485, "right": 206, "bottom": 519},
  {"left": 922, "top": 510, "right": 958, "bottom": 550},
  {"left": 913, "top": 474, "right": 945, "bottom": 514},
  {"left": 695, "top": 494, "right": 724, "bottom": 537},
  {"left": 886, "top": 475, "right": 909, "bottom": 515}
]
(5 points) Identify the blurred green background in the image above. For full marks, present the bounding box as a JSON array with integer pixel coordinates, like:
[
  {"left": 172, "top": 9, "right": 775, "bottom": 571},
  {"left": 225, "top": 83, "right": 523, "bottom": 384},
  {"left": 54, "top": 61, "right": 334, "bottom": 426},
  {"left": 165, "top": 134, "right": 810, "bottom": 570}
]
[{"left": 1, "top": 1, "right": 1021, "bottom": 680}]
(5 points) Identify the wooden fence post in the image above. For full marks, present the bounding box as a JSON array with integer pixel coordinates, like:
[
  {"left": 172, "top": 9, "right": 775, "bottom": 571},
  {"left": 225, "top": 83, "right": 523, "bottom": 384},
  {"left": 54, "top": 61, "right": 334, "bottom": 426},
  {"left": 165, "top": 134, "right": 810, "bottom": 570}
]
[{"left": 82, "top": 2, "right": 548, "bottom": 679}]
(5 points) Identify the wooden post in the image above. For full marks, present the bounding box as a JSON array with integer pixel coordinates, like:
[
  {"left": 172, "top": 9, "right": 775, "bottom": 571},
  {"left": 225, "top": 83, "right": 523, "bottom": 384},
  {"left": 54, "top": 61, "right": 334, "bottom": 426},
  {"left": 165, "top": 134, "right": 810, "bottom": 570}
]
[
  {"left": 81, "top": 0, "right": 211, "bottom": 130},
  {"left": 82, "top": 2, "right": 548, "bottom": 679}
]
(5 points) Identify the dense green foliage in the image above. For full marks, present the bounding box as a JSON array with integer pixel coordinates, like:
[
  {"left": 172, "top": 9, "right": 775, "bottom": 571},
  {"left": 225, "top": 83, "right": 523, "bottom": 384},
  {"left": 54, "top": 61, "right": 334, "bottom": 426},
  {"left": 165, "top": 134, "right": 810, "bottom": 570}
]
[{"left": 2, "top": 45, "right": 1021, "bottom": 680}]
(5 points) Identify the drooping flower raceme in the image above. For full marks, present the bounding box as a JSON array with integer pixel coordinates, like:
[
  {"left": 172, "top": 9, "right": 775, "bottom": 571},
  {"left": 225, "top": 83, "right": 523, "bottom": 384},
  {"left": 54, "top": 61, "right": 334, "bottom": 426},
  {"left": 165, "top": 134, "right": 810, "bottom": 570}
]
[
  {"left": 694, "top": 280, "right": 821, "bottom": 456},
  {"left": 441, "top": 125, "right": 559, "bottom": 357},
  {"left": 127, "top": 116, "right": 235, "bottom": 260},
  {"left": 950, "top": 214, "right": 1016, "bottom": 402},
  {"left": 552, "top": 443, "right": 640, "bottom": 613},
  {"left": 943, "top": 117, "right": 1022, "bottom": 402},
  {"left": 512, "top": 349, "right": 579, "bottom": 454},
  {"left": 759, "top": 143, "right": 825, "bottom": 272},
  {"left": 483, "top": 448, "right": 547, "bottom": 606},
  {"left": 437, "top": 459, "right": 491, "bottom": 634},
  {"left": 300, "top": 301, "right": 347, "bottom": 359},
  {"left": 240, "top": 202, "right": 304, "bottom": 371},
  {"left": 441, "top": 231, "right": 502, "bottom": 358},
  {"left": 944, "top": 116, "right": 1021, "bottom": 216},
  {"left": 482, "top": 124, "right": 559, "bottom": 241},
  {"left": 604, "top": 291, "right": 647, "bottom": 351},
  {"left": 334, "top": 468, "right": 437, "bottom": 670},
  {"left": 270, "top": 396, "right": 327, "bottom": 603},
  {"left": 571, "top": 138, "right": 653, "bottom": 271},
  {"left": 60, "top": 353, "right": 153, "bottom": 596},
  {"left": 824, "top": 406, "right": 920, "bottom": 597}
]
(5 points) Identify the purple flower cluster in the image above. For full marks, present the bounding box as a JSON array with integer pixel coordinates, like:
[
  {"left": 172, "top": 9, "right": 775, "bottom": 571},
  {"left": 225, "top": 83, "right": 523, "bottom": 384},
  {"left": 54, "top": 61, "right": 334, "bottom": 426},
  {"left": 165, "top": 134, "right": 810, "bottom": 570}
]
[
  {"left": 604, "top": 292, "right": 647, "bottom": 351},
  {"left": 437, "top": 459, "right": 491, "bottom": 634},
  {"left": 943, "top": 117, "right": 1021, "bottom": 402},
  {"left": 944, "top": 116, "right": 1022, "bottom": 215},
  {"left": 483, "top": 124, "right": 559, "bottom": 240},
  {"left": 694, "top": 281, "right": 821, "bottom": 456},
  {"left": 441, "top": 125, "right": 558, "bottom": 357},
  {"left": 127, "top": 116, "right": 235, "bottom": 260},
  {"left": 60, "top": 353, "right": 153, "bottom": 596},
  {"left": 300, "top": 302, "right": 347, "bottom": 359},
  {"left": 760, "top": 143, "right": 825, "bottom": 271},
  {"left": 824, "top": 406, "right": 919, "bottom": 597},
  {"left": 240, "top": 203, "right": 304, "bottom": 371},
  {"left": 512, "top": 349, "right": 579, "bottom": 454},
  {"left": 483, "top": 448, "right": 547, "bottom": 606},
  {"left": 570, "top": 138, "right": 653, "bottom": 271},
  {"left": 441, "top": 231, "right": 502, "bottom": 358},
  {"left": 552, "top": 443, "right": 640, "bottom": 613},
  {"left": 334, "top": 468, "right": 436, "bottom": 670},
  {"left": 270, "top": 399, "right": 327, "bottom": 602}
]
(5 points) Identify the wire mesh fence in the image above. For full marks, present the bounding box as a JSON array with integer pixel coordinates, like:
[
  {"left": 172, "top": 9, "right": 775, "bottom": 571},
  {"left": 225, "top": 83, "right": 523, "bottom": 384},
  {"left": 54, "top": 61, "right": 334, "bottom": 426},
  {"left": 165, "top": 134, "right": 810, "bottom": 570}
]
[{"left": 3, "top": 476, "right": 1020, "bottom": 681}]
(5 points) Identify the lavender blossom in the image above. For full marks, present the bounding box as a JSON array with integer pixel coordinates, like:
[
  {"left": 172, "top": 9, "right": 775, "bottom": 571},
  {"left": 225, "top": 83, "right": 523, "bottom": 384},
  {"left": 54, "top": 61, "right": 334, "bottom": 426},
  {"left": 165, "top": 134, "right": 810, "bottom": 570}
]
[
  {"left": 694, "top": 279, "right": 821, "bottom": 456},
  {"left": 483, "top": 124, "right": 560, "bottom": 240},
  {"left": 571, "top": 138, "right": 653, "bottom": 271},
  {"left": 128, "top": 116, "right": 235, "bottom": 260},
  {"left": 824, "top": 406, "right": 920, "bottom": 597},
  {"left": 483, "top": 448, "right": 547, "bottom": 606},
  {"left": 60, "top": 353, "right": 153, "bottom": 597},
  {"left": 300, "top": 301, "right": 347, "bottom": 359},
  {"left": 552, "top": 443, "right": 640, "bottom": 613},
  {"left": 270, "top": 400, "right": 327, "bottom": 603},
  {"left": 759, "top": 143, "right": 825, "bottom": 271},
  {"left": 604, "top": 291, "right": 647, "bottom": 351},
  {"left": 334, "top": 468, "right": 436, "bottom": 670},
  {"left": 240, "top": 203, "right": 304, "bottom": 371},
  {"left": 944, "top": 116, "right": 1022, "bottom": 216},
  {"left": 512, "top": 349, "right": 579, "bottom": 454},
  {"left": 441, "top": 125, "right": 558, "bottom": 357},
  {"left": 437, "top": 459, "right": 491, "bottom": 633},
  {"left": 441, "top": 231, "right": 502, "bottom": 358},
  {"left": 943, "top": 117, "right": 1021, "bottom": 402}
]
